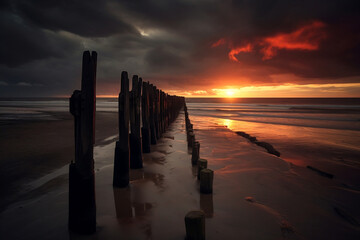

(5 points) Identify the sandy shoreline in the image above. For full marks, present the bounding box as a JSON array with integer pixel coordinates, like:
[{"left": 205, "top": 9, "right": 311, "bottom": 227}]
[
  {"left": 1, "top": 111, "right": 360, "bottom": 239},
  {"left": 0, "top": 111, "right": 118, "bottom": 211}
]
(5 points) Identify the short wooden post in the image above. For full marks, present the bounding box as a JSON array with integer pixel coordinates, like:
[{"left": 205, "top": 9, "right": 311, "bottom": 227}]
[
  {"left": 200, "top": 169, "right": 214, "bottom": 194},
  {"left": 197, "top": 159, "right": 207, "bottom": 180},
  {"left": 141, "top": 81, "right": 151, "bottom": 153},
  {"left": 113, "top": 71, "right": 130, "bottom": 187},
  {"left": 185, "top": 210, "right": 205, "bottom": 240},
  {"left": 129, "top": 75, "right": 143, "bottom": 169},
  {"left": 191, "top": 141, "right": 200, "bottom": 165},
  {"left": 68, "top": 51, "right": 97, "bottom": 234},
  {"left": 188, "top": 131, "right": 195, "bottom": 148}
]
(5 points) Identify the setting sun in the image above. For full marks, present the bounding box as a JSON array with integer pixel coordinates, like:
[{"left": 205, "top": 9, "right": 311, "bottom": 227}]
[{"left": 226, "top": 89, "right": 235, "bottom": 97}]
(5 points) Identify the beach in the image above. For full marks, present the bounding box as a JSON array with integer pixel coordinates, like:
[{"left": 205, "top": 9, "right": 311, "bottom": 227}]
[
  {"left": 0, "top": 111, "right": 118, "bottom": 211},
  {"left": 0, "top": 98, "right": 360, "bottom": 239}
]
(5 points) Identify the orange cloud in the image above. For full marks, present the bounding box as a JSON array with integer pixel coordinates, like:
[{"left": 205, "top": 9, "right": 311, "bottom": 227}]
[
  {"left": 211, "top": 38, "right": 226, "bottom": 47},
  {"left": 212, "top": 21, "right": 327, "bottom": 62},
  {"left": 228, "top": 43, "right": 253, "bottom": 62},
  {"left": 261, "top": 21, "right": 327, "bottom": 60}
]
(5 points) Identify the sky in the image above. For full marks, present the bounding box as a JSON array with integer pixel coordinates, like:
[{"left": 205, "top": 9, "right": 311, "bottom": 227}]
[{"left": 1, "top": 0, "right": 360, "bottom": 98}]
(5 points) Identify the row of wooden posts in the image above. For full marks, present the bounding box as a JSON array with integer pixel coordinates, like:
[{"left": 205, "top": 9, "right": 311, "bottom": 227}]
[
  {"left": 68, "top": 51, "right": 185, "bottom": 234},
  {"left": 113, "top": 70, "right": 185, "bottom": 188},
  {"left": 184, "top": 104, "right": 214, "bottom": 240}
]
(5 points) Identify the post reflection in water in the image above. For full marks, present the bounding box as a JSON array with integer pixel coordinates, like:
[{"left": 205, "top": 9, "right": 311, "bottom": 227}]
[
  {"left": 113, "top": 187, "right": 133, "bottom": 219},
  {"left": 200, "top": 193, "right": 214, "bottom": 218},
  {"left": 191, "top": 165, "right": 197, "bottom": 177},
  {"left": 113, "top": 182, "right": 153, "bottom": 238},
  {"left": 113, "top": 187, "right": 154, "bottom": 219}
]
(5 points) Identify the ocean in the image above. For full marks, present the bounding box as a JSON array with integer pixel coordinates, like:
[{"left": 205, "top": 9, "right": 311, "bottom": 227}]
[
  {"left": 1, "top": 97, "right": 360, "bottom": 187},
  {"left": 186, "top": 98, "right": 360, "bottom": 188}
]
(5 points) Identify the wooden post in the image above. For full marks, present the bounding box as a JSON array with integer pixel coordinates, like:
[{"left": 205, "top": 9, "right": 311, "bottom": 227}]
[
  {"left": 191, "top": 141, "right": 200, "bottom": 165},
  {"left": 200, "top": 169, "right": 214, "bottom": 194},
  {"left": 149, "top": 84, "right": 157, "bottom": 145},
  {"left": 188, "top": 131, "right": 195, "bottom": 148},
  {"left": 142, "top": 81, "right": 151, "bottom": 153},
  {"left": 129, "top": 75, "right": 143, "bottom": 169},
  {"left": 160, "top": 91, "right": 165, "bottom": 134},
  {"left": 68, "top": 51, "right": 97, "bottom": 234},
  {"left": 113, "top": 71, "right": 130, "bottom": 187},
  {"left": 185, "top": 210, "right": 205, "bottom": 240},
  {"left": 197, "top": 159, "right": 207, "bottom": 180},
  {"left": 154, "top": 87, "right": 160, "bottom": 140}
]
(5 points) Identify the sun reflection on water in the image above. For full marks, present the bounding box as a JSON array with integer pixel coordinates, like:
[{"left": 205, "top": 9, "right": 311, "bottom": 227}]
[{"left": 221, "top": 118, "right": 234, "bottom": 129}]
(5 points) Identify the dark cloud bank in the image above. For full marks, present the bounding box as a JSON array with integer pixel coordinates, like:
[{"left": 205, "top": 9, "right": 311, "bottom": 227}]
[{"left": 0, "top": 0, "right": 359, "bottom": 97}]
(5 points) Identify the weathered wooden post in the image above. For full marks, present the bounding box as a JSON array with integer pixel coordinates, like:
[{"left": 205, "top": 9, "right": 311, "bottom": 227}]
[
  {"left": 154, "top": 87, "right": 160, "bottom": 140},
  {"left": 188, "top": 131, "right": 195, "bottom": 148},
  {"left": 142, "top": 81, "right": 151, "bottom": 153},
  {"left": 197, "top": 159, "right": 207, "bottom": 180},
  {"left": 191, "top": 141, "right": 200, "bottom": 165},
  {"left": 113, "top": 71, "right": 130, "bottom": 187},
  {"left": 129, "top": 75, "right": 143, "bottom": 169},
  {"left": 185, "top": 210, "right": 206, "bottom": 240},
  {"left": 149, "top": 84, "right": 157, "bottom": 145},
  {"left": 68, "top": 51, "right": 97, "bottom": 234},
  {"left": 200, "top": 169, "right": 214, "bottom": 194},
  {"left": 160, "top": 90, "right": 165, "bottom": 134}
]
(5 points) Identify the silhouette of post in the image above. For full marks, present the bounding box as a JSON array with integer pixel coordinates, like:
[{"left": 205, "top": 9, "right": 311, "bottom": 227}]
[
  {"left": 154, "top": 87, "right": 160, "bottom": 140},
  {"left": 68, "top": 51, "right": 97, "bottom": 234},
  {"left": 185, "top": 210, "right": 205, "bottom": 240},
  {"left": 149, "top": 84, "right": 157, "bottom": 145},
  {"left": 142, "top": 81, "right": 151, "bottom": 153},
  {"left": 129, "top": 75, "right": 143, "bottom": 169},
  {"left": 200, "top": 169, "right": 214, "bottom": 194},
  {"left": 113, "top": 71, "right": 130, "bottom": 187},
  {"left": 159, "top": 91, "right": 165, "bottom": 134}
]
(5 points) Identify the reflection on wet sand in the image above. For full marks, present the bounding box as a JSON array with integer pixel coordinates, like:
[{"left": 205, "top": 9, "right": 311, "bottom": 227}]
[
  {"left": 200, "top": 193, "right": 214, "bottom": 218},
  {"left": 130, "top": 169, "right": 165, "bottom": 190},
  {"left": 113, "top": 188, "right": 132, "bottom": 220},
  {"left": 191, "top": 165, "right": 197, "bottom": 177},
  {"left": 113, "top": 187, "right": 153, "bottom": 220}
]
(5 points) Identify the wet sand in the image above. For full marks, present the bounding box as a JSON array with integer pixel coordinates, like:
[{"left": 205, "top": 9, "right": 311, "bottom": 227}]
[
  {"left": 1, "top": 112, "right": 360, "bottom": 239},
  {"left": 0, "top": 112, "right": 118, "bottom": 211}
]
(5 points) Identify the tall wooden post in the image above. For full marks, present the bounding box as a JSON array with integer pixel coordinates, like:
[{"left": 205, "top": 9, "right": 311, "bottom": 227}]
[
  {"left": 159, "top": 91, "right": 165, "bottom": 134},
  {"left": 149, "top": 84, "right": 157, "bottom": 145},
  {"left": 113, "top": 71, "right": 130, "bottom": 187},
  {"left": 142, "top": 81, "right": 151, "bottom": 153},
  {"left": 154, "top": 87, "right": 160, "bottom": 140},
  {"left": 129, "top": 75, "right": 143, "bottom": 169},
  {"left": 68, "top": 51, "right": 97, "bottom": 234}
]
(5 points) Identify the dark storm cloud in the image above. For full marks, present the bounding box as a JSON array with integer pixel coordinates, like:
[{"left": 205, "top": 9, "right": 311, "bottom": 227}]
[
  {"left": 0, "top": 11, "right": 82, "bottom": 67},
  {"left": 15, "top": 0, "right": 137, "bottom": 37},
  {"left": 1, "top": 0, "right": 360, "bottom": 97}
]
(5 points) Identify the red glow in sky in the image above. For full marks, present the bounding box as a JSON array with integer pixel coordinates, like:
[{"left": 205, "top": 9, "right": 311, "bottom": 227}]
[
  {"left": 261, "top": 21, "right": 327, "bottom": 60},
  {"left": 214, "top": 21, "right": 327, "bottom": 62},
  {"left": 211, "top": 38, "right": 226, "bottom": 48},
  {"left": 228, "top": 43, "right": 253, "bottom": 62}
]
